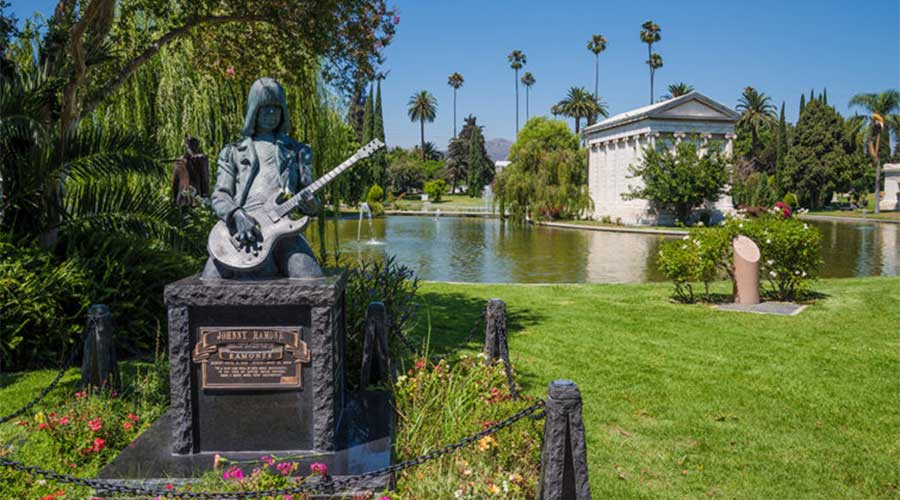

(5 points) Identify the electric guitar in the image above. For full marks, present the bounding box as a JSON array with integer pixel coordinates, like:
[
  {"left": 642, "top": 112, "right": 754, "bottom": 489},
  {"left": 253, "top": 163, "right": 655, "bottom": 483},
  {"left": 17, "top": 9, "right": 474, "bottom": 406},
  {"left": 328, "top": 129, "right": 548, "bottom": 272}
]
[{"left": 207, "top": 139, "right": 385, "bottom": 271}]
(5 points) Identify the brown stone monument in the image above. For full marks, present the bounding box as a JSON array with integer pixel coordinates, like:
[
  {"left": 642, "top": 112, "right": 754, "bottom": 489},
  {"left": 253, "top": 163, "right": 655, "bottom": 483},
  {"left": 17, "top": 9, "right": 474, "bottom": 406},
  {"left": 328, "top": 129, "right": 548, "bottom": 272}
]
[{"left": 733, "top": 235, "right": 760, "bottom": 305}]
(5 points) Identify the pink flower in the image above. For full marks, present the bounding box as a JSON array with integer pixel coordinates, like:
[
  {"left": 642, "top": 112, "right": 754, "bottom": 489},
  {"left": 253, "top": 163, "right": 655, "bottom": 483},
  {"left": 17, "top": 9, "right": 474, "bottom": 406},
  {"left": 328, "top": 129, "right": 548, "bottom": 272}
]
[
  {"left": 309, "top": 462, "right": 327, "bottom": 476},
  {"left": 283, "top": 496, "right": 293, "bottom": 500},
  {"left": 393, "top": 15, "right": 400, "bottom": 24},
  {"left": 276, "top": 462, "right": 295, "bottom": 476},
  {"left": 166, "top": 483, "right": 173, "bottom": 490},
  {"left": 38, "top": 422, "right": 47, "bottom": 430},
  {"left": 59, "top": 416, "right": 69, "bottom": 426},
  {"left": 223, "top": 466, "right": 244, "bottom": 481},
  {"left": 225, "top": 66, "right": 235, "bottom": 77},
  {"left": 88, "top": 418, "right": 102, "bottom": 432},
  {"left": 92, "top": 437, "right": 106, "bottom": 453},
  {"left": 261, "top": 455, "right": 275, "bottom": 466},
  {"left": 75, "top": 391, "right": 85, "bottom": 399},
  {"left": 123, "top": 421, "right": 133, "bottom": 430},
  {"left": 127, "top": 413, "right": 139, "bottom": 423},
  {"left": 380, "top": 496, "right": 391, "bottom": 500}
]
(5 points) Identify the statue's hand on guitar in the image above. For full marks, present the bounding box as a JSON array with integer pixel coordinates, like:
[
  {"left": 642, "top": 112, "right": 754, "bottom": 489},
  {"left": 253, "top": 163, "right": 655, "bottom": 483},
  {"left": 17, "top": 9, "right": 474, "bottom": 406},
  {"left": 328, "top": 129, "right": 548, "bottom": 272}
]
[
  {"left": 232, "top": 209, "right": 261, "bottom": 247},
  {"left": 295, "top": 190, "right": 319, "bottom": 216}
]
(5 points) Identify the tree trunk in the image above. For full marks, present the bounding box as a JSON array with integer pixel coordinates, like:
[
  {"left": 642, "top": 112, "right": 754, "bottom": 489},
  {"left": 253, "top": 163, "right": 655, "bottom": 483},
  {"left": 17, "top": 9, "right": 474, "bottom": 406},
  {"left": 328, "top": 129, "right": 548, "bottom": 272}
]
[
  {"left": 594, "top": 54, "right": 599, "bottom": 98},
  {"left": 575, "top": 116, "right": 580, "bottom": 134},
  {"left": 648, "top": 45, "right": 654, "bottom": 104},
  {"left": 453, "top": 89, "right": 457, "bottom": 138},
  {"left": 874, "top": 133, "right": 882, "bottom": 213},
  {"left": 514, "top": 69, "right": 520, "bottom": 135},
  {"left": 420, "top": 118, "right": 426, "bottom": 161},
  {"left": 525, "top": 86, "right": 530, "bottom": 121}
]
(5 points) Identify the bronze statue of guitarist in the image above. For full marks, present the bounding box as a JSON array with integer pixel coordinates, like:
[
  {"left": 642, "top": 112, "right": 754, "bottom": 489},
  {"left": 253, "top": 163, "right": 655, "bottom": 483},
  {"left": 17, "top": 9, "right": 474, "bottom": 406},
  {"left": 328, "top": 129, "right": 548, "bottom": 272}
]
[{"left": 202, "top": 78, "right": 322, "bottom": 280}]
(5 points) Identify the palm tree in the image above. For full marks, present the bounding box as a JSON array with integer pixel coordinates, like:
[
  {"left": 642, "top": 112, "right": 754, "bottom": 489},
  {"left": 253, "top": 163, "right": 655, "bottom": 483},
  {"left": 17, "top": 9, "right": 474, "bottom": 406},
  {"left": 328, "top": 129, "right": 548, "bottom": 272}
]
[
  {"left": 507, "top": 50, "right": 527, "bottom": 135},
  {"left": 1, "top": 64, "right": 177, "bottom": 248},
  {"left": 646, "top": 53, "right": 663, "bottom": 104},
  {"left": 521, "top": 72, "right": 536, "bottom": 122},
  {"left": 407, "top": 90, "right": 437, "bottom": 161},
  {"left": 586, "top": 34, "right": 607, "bottom": 99},
  {"left": 555, "top": 87, "right": 608, "bottom": 134},
  {"left": 447, "top": 72, "right": 464, "bottom": 138},
  {"left": 849, "top": 90, "right": 900, "bottom": 213},
  {"left": 663, "top": 82, "right": 694, "bottom": 100},
  {"left": 736, "top": 86, "right": 776, "bottom": 160},
  {"left": 640, "top": 21, "right": 661, "bottom": 103}
]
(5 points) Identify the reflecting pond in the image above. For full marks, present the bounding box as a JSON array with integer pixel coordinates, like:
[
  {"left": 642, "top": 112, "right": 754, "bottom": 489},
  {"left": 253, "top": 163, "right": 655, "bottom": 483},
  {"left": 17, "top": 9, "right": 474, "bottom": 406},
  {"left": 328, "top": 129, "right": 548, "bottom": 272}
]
[{"left": 307, "top": 216, "right": 900, "bottom": 284}]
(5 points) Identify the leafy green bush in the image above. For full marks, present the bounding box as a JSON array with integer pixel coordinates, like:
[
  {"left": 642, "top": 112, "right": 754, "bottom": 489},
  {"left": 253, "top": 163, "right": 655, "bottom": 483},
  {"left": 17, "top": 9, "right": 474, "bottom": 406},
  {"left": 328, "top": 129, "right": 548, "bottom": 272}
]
[
  {"left": 423, "top": 179, "right": 448, "bottom": 202},
  {"left": 724, "top": 215, "right": 821, "bottom": 300},
  {"left": 657, "top": 212, "right": 821, "bottom": 302},
  {"left": 343, "top": 255, "right": 419, "bottom": 389},
  {"left": 366, "top": 183, "right": 385, "bottom": 216},
  {"left": 0, "top": 234, "right": 90, "bottom": 369}
]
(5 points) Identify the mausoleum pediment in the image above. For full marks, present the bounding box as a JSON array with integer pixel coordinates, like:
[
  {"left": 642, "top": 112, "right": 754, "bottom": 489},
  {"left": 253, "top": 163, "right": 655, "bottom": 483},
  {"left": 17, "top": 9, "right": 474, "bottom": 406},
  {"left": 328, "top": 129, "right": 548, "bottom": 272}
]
[
  {"left": 584, "top": 92, "right": 739, "bottom": 135},
  {"left": 656, "top": 99, "right": 731, "bottom": 120}
]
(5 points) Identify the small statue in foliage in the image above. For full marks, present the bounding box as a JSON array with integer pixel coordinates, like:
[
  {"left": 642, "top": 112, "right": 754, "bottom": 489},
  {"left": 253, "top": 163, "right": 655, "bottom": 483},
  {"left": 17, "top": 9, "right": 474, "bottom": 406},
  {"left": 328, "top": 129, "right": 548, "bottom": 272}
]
[{"left": 171, "top": 136, "right": 210, "bottom": 206}]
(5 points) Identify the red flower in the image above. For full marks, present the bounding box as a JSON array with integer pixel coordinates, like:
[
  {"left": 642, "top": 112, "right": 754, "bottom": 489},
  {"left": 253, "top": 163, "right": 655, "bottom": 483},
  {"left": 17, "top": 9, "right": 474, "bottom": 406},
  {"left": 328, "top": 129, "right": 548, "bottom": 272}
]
[
  {"left": 166, "top": 483, "right": 174, "bottom": 490},
  {"left": 38, "top": 422, "right": 48, "bottom": 430},
  {"left": 415, "top": 358, "right": 426, "bottom": 370},
  {"left": 59, "top": 416, "right": 69, "bottom": 426},
  {"left": 123, "top": 421, "right": 133, "bottom": 430},
  {"left": 225, "top": 66, "right": 236, "bottom": 78},
  {"left": 88, "top": 418, "right": 102, "bottom": 432},
  {"left": 92, "top": 437, "right": 106, "bottom": 453},
  {"left": 127, "top": 413, "right": 139, "bottom": 423}
]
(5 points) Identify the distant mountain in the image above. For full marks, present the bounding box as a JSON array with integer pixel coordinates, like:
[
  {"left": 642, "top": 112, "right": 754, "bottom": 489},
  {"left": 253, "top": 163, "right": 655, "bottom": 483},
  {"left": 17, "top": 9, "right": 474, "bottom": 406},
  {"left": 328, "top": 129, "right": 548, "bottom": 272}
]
[{"left": 485, "top": 138, "right": 513, "bottom": 162}]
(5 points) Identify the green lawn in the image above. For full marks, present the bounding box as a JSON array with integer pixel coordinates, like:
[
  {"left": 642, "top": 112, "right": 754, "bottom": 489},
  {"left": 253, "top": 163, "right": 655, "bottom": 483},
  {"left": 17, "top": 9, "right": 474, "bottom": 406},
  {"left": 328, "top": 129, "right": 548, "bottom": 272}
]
[
  {"left": 411, "top": 277, "right": 900, "bottom": 499},
  {"left": 390, "top": 193, "right": 492, "bottom": 211},
  {"left": 804, "top": 209, "right": 900, "bottom": 222}
]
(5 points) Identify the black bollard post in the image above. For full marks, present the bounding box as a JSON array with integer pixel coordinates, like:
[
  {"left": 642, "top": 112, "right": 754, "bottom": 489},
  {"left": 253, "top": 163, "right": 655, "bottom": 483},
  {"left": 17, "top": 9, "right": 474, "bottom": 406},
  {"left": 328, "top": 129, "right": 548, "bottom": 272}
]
[
  {"left": 80, "top": 304, "right": 119, "bottom": 389},
  {"left": 538, "top": 380, "right": 591, "bottom": 500},
  {"left": 484, "top": 298, "right": 518, "bottom": 398},
  {"left": 483, "top": 298, "right": 507, "bottom": 361},
  {"left": 360, "top": 301, "right": 392, "bottom": 388}
]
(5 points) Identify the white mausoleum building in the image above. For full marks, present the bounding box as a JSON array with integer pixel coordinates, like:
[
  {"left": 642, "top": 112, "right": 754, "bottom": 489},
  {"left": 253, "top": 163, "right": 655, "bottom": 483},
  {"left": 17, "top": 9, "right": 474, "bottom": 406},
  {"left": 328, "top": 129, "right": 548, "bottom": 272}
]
[{"left": 583, "top": 92, "right": 740, "bottom": 224}]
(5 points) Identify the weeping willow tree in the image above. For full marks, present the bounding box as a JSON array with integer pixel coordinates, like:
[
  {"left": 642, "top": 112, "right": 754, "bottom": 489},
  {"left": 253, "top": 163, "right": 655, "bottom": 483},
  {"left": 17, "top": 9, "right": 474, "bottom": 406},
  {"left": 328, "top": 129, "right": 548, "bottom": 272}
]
[{"left": 494, "top": 117, "right": 593, "bottom": 222}]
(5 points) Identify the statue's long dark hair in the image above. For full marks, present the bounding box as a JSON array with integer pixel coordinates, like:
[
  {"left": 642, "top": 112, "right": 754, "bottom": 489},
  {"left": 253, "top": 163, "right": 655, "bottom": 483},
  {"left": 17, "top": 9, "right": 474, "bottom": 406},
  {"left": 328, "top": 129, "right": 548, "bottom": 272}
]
[{"left": 241, "top": 77, "right": 292, "bottom": 137}]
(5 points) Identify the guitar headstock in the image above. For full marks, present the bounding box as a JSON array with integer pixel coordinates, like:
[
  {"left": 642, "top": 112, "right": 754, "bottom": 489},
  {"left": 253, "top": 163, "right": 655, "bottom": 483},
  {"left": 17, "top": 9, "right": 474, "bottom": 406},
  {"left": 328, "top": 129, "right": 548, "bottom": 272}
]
[{"left": 356, "top": 139, "right": 386, "bottom": 160}]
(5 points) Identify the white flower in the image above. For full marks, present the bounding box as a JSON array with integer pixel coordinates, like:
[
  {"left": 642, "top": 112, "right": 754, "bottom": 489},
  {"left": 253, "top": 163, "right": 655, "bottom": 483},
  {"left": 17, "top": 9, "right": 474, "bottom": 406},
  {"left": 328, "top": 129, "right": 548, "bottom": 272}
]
[
  {"left": 454, "top": 489, "right": 465, "bottom": 499},
  {"left": 681, "top": 244, "right": 688, "bottom": 249},
  {"left": 794, "top": 270, "right": 800, "bottom": 275},
  {"left": 694, "top": 239, "right": 701, "bottom": 246},
  {"left": 802, "top": 271, "right": 807, "bottom": 277},
  {"left": 682, "top": 235, "right": 690, "bottom": 240},
  {"left": 766, "top": 239, "right": 772, "bottom": 244},
  {"left": 502, "top": 480, "right": 509, "bottom": 493},
  {"left": 658, "top": 250, "right": 664, "bottom": 256},
  {"left": 769, "top": 271, "right": 777, "bottom": 277},
  {"left": 477, "top": 352, "right": 488, "bottom": 360},
  {"left": 767, "top": 259, "right": 774, "bottom": 266},
  {"left": 739, "top": 223, "right": 744, "bottom": 228},
  {"left": 396, "top": 374, "right": 407, "bottom": 385},
  {"left": 697, "top": 221, "right": 704, "bottom": 227},
  {"left": 803, "top": 223, "right": 809, "bottom": 229}
]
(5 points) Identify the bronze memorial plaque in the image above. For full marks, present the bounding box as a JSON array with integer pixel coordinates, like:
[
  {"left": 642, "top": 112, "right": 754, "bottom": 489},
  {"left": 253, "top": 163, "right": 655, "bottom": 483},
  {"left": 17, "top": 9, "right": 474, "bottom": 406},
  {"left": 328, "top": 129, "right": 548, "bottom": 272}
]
[{"left": 192, "top": 326, "right": 310, "bottom": 390}]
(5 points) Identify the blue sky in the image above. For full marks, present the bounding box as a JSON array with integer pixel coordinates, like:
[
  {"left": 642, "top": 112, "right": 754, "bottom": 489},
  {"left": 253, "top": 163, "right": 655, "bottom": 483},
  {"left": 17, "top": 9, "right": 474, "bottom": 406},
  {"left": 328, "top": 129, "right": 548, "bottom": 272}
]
[{"left": 9, "top": 0, "right": 900, "bottom": 149}]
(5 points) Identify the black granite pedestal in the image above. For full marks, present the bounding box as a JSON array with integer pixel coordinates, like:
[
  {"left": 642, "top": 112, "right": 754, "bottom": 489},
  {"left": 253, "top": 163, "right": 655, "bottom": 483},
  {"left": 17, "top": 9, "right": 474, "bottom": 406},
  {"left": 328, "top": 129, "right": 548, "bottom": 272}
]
[{"left": 97, "top": 272, "right": 396, "bottom": 497}]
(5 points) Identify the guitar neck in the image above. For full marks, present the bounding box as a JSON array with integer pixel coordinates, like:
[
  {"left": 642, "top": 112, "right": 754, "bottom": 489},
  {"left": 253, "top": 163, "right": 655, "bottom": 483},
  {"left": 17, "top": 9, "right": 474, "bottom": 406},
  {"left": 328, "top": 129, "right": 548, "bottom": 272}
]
[{"left": 276, "top": 154, "right": 359, "bottom": 216}]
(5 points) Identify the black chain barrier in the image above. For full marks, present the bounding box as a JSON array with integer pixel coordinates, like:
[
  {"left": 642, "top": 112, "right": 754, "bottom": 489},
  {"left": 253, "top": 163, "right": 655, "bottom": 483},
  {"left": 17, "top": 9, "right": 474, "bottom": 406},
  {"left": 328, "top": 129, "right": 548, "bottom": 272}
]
[
  {"left": 0, "top": 400, "right": 545, "bottom": 499},
  {"left": 0, "top": 335, "right": 83, "bottom": 425}
]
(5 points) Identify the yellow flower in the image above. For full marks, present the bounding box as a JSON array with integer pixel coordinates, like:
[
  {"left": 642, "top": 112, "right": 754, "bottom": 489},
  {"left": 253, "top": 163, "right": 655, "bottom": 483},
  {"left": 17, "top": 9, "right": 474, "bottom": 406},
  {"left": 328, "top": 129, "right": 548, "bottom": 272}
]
[
  {"left": 477, "top": 435, "right": 497, "bottom": 452},
  {"left": 34, "top": 411, "right": 46, "bottom": 424},
  {"left": 487, "top": 484, "right": 501, "bottom": 495}
]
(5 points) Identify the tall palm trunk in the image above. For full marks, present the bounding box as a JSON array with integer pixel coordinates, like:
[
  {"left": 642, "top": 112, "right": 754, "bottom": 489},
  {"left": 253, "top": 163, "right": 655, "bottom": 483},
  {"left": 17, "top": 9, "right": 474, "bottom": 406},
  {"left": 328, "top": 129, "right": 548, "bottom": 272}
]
[
  {"left": 594, "top": 54, "right": 599, "bottom": 98},
  {"left": 453, "top": 88, "right": 458, "bottom": 138},
  {"left": 525, "top": 85, "right": 530, "bottom": 121},
  {"left": 874, "top": 132, "right": 882, "bottom": 213},
  {"left": 514, "top": 69, "right": 520, "bottom": 135},
  {"left": 420, "top": 118, "right": 425, "bottom": 161},
  {"left": 575, "top": 116, "right": 581, "bottom": 134},
  {"left": 648, "top": 45, "right": 653, "bottom": 104}
]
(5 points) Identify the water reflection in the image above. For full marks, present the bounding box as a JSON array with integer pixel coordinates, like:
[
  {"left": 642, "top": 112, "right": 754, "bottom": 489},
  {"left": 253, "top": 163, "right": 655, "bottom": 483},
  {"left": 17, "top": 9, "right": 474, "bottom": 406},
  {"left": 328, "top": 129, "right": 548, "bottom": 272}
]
[{"left": 306, "top": 216, "right": 899, "bottom": 284}]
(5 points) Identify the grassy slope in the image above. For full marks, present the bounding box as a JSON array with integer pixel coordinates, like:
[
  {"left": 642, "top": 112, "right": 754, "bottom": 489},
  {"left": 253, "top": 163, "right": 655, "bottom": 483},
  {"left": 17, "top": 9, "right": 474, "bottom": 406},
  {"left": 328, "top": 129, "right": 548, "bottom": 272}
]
[
  {"left": 804, "top": 210, "right": 900, "bottom": 222},
  {"left": 412, "top": 277, "right": 900, "bottom": 499}
]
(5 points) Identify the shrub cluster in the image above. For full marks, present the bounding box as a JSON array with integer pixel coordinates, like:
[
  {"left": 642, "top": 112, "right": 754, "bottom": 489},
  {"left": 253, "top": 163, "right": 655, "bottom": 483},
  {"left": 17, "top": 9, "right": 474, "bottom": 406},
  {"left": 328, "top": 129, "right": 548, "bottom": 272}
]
[
  {"left": 657, "top": 208, "right": 821, "bottom": 302},
  {"left": 423, "top": 179, "right": 448, "bottom": 202}
]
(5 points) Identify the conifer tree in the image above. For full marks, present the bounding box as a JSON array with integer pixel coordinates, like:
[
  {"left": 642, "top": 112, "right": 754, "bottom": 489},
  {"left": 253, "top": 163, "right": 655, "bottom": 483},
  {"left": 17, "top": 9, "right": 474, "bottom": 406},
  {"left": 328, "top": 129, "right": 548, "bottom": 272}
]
[
  {"left": 372, "top": 79, "right": 387, "bottom": 187},
  {"left": 374, "top": 80, "right": 385, "bottom": 141},
  {"left": 774, "top": 101, "right": 787, "bottom": 195},
  {"left": 822, "top": 88, "right": 828, "bottom": 105},
  {"left": 799, "top": 93, "right": 806, "bottom": 116}
]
